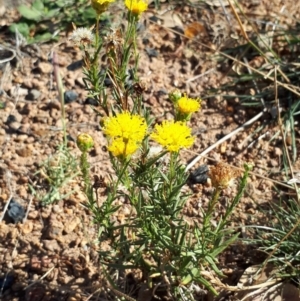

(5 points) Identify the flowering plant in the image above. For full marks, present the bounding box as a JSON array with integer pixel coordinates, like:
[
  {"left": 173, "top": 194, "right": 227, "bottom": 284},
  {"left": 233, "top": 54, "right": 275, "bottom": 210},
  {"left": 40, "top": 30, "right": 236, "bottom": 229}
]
[{"left": 70, "top": 1, "right": 249, "bottom": 299}]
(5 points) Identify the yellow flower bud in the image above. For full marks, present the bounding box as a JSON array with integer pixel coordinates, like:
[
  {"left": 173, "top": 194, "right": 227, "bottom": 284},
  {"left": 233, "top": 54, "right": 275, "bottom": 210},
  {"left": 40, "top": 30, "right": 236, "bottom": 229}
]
[
  {"left": 91, "top": 0, "right": 115, "bottom": 14},
  {"left": 77, "top": 133, "right": 94, "bottom": 152},
  {"left": 169, "top": 89, "right": 182, "bottom": 103}
]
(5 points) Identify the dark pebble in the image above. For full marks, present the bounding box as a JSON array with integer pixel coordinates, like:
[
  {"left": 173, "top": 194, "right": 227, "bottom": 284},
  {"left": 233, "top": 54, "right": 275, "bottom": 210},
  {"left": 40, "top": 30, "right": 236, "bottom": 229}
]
[
  {"left": 85, "top": 98, "right": 99, "bottom": 106},
  {"left": 189, "top": 164, "right": 209, "bottom": 184},
  {"left": 67, "top": 60, "right": 83, "bottom": 71},
  {"left": 8, "top": 199, "right": 25, "bottom": 223},
  {"left": 5, "top": 114, "right": 17, "bottom": 124},
  {"left": 137, "top": 22, "right": 146, "bottom": 33},
  {"left": 66, "top": 134, "right": 75, "bottom": 142},
  {"left": 145, "top": 47, "right": 159, "bottom": 58},
  {"left": 149, "top": 15, "right": 160, "bottom": 23},
  {"left": 64, "top": 90, "right": 78, "bottom": 103},
  {"left": 99, "top": 69, "right": 112, "bottom": 87}
]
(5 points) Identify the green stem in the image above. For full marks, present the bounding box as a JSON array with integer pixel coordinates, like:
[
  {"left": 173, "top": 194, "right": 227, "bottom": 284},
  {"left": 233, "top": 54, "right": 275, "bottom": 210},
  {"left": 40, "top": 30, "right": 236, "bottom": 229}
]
[
  {"left": 80, "top": 151, "right": 94, "bottom": 204},
  {"left": 202, "top": 187, "right": 221, "bottom": 232}
]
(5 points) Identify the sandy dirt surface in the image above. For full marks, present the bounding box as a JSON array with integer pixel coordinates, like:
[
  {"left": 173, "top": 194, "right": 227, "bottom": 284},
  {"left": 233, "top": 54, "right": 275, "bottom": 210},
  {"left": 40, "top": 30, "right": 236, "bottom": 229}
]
[{"left": 0, "top": 0, "right": 300, "bottom": 300}]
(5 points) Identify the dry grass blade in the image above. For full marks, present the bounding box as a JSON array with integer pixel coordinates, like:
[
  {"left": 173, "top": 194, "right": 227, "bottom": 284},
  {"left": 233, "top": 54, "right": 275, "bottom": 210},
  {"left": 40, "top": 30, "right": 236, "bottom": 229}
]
[
  {"left": 185, "top": 110, "right": 265, "bottom": 171},
  {"left": 0, "top": 45, "right": 16, "bottom": 64},
  {"left": 258, "top": 65, "right": 300, "bottom": 279}
]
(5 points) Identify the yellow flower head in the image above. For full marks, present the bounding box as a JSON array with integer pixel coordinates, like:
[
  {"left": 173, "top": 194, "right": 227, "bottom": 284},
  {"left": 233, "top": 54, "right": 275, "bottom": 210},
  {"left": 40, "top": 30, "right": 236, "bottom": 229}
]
[
  {"left": 151, "top": 120, "right": 194, "bottom": 152},
  {"left": 108, "top": 137, "right": 138, "bottom": 158},
  {"left": 77, "top": 133, "right": 94, "bottom": 152},
  {"left": 91, "top": 0, "right": 115, "bottom": 14},
  {"left": 125, "top": 0, "right": 148, "bottom": 16},
  {"left": 209, "top": 162, "right": 240, "bottom": 189},
  {"left": 103, "top": 111, "right": 147, "bottom": 143},
  {"left": 177, "top": 96, "right": 201, "bottom": 114}
]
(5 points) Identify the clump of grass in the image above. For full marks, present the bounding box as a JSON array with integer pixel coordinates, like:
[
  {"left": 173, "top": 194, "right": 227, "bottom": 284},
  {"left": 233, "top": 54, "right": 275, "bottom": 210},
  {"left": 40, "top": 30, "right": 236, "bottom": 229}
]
[
  {"left": 66, "top": 1, "right": 251, "bottom": 299},
  {"left": 31, "top": 49, "right": 79, "bottom": 206},
  {"left": 245, "top": 196, "right": 300, "bottom": 284},
  {"left": 203, "top": 1, "right": 300, "bottom": 293},
  {"left": 31, "top": 144, "right": 79, "bottom": 205}
]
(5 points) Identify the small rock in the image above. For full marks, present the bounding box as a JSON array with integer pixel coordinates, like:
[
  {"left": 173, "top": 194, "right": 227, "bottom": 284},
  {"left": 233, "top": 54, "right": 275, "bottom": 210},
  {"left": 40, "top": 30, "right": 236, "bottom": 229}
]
[
  {"left": 47, "top": 100, "right": 61, "bottom": 110},
  {"left": 42, "top": 240, "right": 61, "bottom": 252},
  {"left": 20, "top": 221, "right": 33, "bottom": 234},
  {"left": 274, "top": 147, "right": 282, "bottom": 157},
  {"left": 85, "top": 97, "right": 99, "bottom": 106},
  {"left": 18, "top": 176, "right": 29, "bottom": 184},
  {"left": 50, "top": 108, "right": 60, "bottom": 120},
  {"left": 41, "top": 206, "right": 52, "bottom": 219},
  {"left": 64, "top": 208, "right": 73, "bottom": 215},
  {"left": 31, "top": 78, "right": 44, "bottom": 89},
  {"left": 22, "top": 78, "right": 33, "bottom": 89},
  {"left": 28, "top": 210, "right": 38, "bottom": 219},
  {"left": 145, "top": 47, "right": 159, "bottom": 57},
  {"left": 14, "top": 76, "right": 23, "bottom": 84},
  {"left": 15, "top": 134, "right": 29, "bottom": 142},
  {"left": 20, "top": 103, "right": 33, "bottom": 115},
  {"left": 7, "top": 200, "right": 25, "bottom": 223},
  {"left": 37, "top": 62, "right": 52, "bottom": 74},
  {"left": 67, "top": 60, "right": 83, "bottom": 71},
  {"left": 7, "top": 121, "right": 21, "bottom": 131},
  {"left": 5, "top": 114, "right": 16, "bottom": 124},
  {"left": 75, "top": 77, "right": 85, "bottom": 88},
  {"left": 6, "top": 112, "right": 23, "bottom": 123},
  {"left": 0, "top": 223, "right": 9, "bottom": 239},
  {"left": 270, "top": 159, "right": 278, "bottom": 167},
  {"left": 26, "top": 89, "right": 41, "bottom": 101},
  {"left": 16, "top": 146, "right": 32, "bottom": 157},
  {"left": 61, "top": 232, "right": 78, "bottom": 245},
  {"left": 10, "top": 86, "right": 28, "bottom": 97},
  {"left": 9, "top": 227, "right": 19, "bottom": 239},
  {"left": 64, "top": 90, "right": 78, "bottom": 103},
  {"left": 64, "top": 216, "right": 81, "bottom": 234},
  {"left": 52, "top": 204, "right": 63, "bottom": 214},
  {"left": 46, "top": 220, "right": 64, "bottom": 239},
  {"left": 189, "top": 164, "right": 209, "bottom": 184}
]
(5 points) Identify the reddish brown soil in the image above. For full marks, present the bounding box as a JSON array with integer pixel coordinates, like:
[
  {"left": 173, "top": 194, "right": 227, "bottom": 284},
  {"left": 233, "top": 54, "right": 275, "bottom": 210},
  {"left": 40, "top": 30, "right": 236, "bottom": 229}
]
[{"left": 0, "top": 0, "right": 300, "bottom": 300}]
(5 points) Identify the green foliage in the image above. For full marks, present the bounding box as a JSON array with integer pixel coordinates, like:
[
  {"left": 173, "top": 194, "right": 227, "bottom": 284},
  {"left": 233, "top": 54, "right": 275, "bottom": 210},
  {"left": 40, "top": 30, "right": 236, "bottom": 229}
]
[
  {"left": 9, "top": 0, "right": 99, "bottom": 43},
  {"left": 67, "top": 2, "right": 252, "bottom": 297},
  {"left": 246, "top": 197, "right": 300, "bottom": 282},
  {"left": 32, "top": 144, "right": 79, "bottom": 205}
]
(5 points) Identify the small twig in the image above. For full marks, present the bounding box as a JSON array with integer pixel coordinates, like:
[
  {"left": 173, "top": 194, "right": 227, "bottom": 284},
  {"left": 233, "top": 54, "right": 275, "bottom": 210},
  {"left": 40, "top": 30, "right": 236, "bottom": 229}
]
[
  {"left": 23, "top": 195, "right": 33, "bottom": 223},
  {"left": 186, "top": 68, "right": 215, "bottom": 83},
  {"left": 109, "top": 285, "right": 137, "bottom": 301},
  {"left": 0, "top": 170, "right": 14, "bottom": 222},
  {"left": 0, "top": 194, "right": 12, "bottom": 223},
  {"left": 185, "top": 110, "right": 265, "bottom": 171},
  {"left": 0, "top": 45, "right": 16, "bottom": 64},
  {"left": 25, "top": 266, "right": 55, "bottom": 289},
  {"left": 247, "top": 131, "right": 270, "bottom": 149}
]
